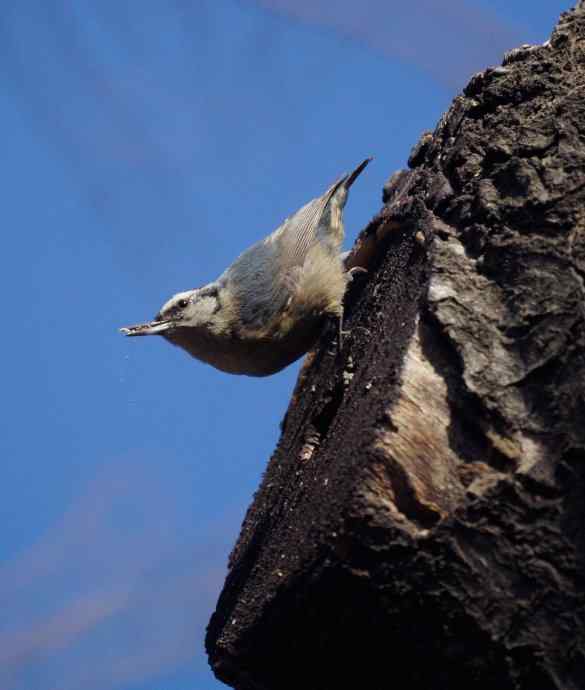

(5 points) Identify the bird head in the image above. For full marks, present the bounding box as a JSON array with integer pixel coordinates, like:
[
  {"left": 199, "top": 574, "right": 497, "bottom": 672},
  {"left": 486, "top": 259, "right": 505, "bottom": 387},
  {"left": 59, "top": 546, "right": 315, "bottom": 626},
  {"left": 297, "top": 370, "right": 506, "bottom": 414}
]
[{"left": 120, "top": 284, "right": 222, "bottom": 338}]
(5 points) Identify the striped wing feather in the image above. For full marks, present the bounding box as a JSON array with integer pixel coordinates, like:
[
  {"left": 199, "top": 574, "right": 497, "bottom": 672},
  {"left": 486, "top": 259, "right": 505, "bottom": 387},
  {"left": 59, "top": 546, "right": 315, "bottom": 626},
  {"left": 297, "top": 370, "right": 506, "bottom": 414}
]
[{"left": 278, "top": 177, "right": 345, "bottom": 268}]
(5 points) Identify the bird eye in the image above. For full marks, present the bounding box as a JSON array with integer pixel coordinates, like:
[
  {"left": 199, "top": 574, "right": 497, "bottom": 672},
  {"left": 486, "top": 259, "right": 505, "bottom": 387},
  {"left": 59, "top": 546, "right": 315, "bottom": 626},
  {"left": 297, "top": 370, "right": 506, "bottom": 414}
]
[{"left": 178, "top": 299, "right": 189, "bottom": 309}]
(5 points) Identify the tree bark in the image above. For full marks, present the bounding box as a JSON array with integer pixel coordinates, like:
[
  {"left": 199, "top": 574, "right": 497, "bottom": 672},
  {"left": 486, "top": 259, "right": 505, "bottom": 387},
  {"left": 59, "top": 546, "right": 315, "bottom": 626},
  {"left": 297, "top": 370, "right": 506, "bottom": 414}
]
[{"left": 206, "top": 4, "right": 585, "bottom": 689}]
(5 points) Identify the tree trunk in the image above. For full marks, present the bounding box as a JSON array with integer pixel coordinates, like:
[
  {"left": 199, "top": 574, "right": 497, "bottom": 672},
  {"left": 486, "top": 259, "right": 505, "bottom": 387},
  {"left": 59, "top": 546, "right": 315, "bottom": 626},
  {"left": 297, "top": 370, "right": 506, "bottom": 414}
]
[{"left": 206, "top": 4, "right": 585, "bottom": 689}]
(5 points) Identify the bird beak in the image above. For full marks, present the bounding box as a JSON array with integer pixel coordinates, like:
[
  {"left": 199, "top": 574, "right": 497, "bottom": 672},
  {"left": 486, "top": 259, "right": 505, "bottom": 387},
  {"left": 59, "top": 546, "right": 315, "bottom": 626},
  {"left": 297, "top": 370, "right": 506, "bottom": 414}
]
[{"left": 119, "top": 320, "right": 174, "bottom": 336}]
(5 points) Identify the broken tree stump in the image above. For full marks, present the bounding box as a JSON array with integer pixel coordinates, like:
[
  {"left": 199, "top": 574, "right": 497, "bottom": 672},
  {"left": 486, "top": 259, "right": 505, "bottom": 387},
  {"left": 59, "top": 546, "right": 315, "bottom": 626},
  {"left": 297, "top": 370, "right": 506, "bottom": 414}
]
[{"left": 206, "top": 4, "right": 585, "bottom": 689}]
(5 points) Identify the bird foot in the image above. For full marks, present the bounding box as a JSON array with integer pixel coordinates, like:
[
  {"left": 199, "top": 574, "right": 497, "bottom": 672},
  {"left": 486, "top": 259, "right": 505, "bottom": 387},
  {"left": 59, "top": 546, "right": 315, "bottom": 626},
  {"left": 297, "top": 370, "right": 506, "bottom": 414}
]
[{"left": 347, "top": 266, "right": 368, "bottom": 282}]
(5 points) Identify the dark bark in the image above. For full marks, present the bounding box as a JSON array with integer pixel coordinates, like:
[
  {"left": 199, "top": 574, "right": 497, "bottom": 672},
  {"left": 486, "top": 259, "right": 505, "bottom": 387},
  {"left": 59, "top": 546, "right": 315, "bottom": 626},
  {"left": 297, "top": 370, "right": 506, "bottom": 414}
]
[{"left": 206, "top": 4, "right": 585, "bottom": 689}]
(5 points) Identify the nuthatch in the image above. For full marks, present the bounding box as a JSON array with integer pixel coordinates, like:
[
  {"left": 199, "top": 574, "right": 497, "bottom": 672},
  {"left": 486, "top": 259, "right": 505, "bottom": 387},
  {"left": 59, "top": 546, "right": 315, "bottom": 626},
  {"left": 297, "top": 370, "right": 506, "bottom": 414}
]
[{"left": 120, "top": 158, "right": 371, "bottom": 376}]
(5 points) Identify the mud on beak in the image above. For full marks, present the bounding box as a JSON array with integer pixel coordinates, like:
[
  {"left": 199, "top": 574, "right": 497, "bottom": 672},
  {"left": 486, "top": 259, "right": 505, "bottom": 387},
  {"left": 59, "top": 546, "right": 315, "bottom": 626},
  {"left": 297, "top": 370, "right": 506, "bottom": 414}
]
[{"left": 119, "top": 320, "right": 174, "bottom": 336}]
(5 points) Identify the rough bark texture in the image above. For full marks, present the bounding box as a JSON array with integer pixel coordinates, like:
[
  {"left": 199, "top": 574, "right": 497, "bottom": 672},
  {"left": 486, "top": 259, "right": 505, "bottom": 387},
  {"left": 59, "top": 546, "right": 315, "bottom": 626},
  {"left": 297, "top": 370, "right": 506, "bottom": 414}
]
[{"left": 206, "top": 5, "right": 585, "bottom": 689}]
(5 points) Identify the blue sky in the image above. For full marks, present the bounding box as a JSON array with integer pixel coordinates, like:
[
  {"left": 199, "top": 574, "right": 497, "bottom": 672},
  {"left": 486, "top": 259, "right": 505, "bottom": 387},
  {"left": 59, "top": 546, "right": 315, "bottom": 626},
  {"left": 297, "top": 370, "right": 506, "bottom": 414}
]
[{"left": 0, "top": 1, "right": 570, "bottom": 688}]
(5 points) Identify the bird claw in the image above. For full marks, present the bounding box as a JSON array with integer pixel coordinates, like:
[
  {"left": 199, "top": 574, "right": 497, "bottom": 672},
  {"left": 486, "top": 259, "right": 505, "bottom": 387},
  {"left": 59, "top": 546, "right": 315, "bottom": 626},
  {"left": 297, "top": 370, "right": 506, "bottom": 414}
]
[{"left": 347, "top": 266, "right": 368, "bottom": 282}]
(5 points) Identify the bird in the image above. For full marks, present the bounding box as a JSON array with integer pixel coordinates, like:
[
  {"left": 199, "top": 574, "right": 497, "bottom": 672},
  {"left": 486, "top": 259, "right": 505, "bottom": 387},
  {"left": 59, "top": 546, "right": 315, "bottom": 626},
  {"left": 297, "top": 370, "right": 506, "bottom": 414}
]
[{"left": 120, "top": 157, "right": 371, "bottom": 376}]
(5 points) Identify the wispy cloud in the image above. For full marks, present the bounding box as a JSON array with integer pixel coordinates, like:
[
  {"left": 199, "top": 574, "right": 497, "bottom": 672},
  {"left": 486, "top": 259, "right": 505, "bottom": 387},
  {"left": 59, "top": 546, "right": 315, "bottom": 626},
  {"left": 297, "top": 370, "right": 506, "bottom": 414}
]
[
  {"left": 249, "top": 0, "right": 522, "bottom": 89},
  {"left": 0, "top": 456, "right": 229, "bottom": 690}
]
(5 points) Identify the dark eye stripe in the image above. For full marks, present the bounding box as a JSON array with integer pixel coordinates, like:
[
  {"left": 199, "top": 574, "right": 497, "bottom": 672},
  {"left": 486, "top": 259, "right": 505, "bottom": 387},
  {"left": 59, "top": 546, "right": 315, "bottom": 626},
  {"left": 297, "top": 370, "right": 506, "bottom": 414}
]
[{"left": 212, "top": 291, "right": 221, "bottom": 314}]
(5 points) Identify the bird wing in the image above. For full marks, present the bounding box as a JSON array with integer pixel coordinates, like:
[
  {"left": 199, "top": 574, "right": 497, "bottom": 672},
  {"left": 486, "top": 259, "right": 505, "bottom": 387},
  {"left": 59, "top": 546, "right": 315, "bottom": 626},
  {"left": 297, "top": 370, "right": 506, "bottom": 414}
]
[
  {"left": 277, "top": 158, "right": 371, "bottom": 269},
  {"left": 219, "top": 184, "right": 342, "bottom": 335},
  {"left": 221, "top": 166, "right": 366, "bottom": 334},
  {"left": 278, "top": 178, "right": 345, "bottom": 269}
]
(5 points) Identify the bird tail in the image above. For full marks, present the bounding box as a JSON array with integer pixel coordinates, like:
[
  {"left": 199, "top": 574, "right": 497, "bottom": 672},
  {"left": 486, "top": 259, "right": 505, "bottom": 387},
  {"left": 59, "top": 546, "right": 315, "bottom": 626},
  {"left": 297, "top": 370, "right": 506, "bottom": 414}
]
[
  {"left": 323, "top": 157, "right": 373, "bottom": 207},
  {"left": 343, "top": 157, "right": 373, "bottom": 190}
]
